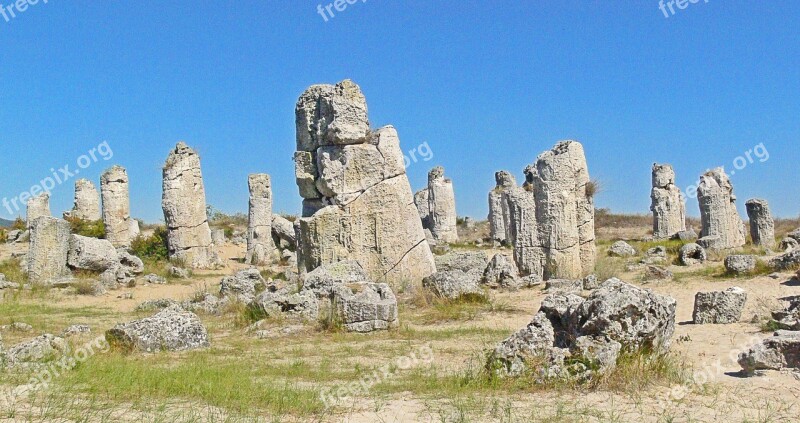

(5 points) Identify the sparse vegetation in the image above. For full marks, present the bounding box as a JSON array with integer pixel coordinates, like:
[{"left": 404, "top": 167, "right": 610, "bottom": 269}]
[
  {"left": 130, "top": 226, "right": 169, "bottom": 261},
  {"left": 65, "top": 216, "right": 106, "bottom": 239}
]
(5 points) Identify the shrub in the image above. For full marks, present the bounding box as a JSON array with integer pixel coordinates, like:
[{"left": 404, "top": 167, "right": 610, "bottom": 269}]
[
  {"left": 65, "top": 217, "right": 106, "bottom": 238},
  {"left": 130, "top": 226, "right": 169, "bottom": 261},
  {"left": 0, "top": 229, "right": 6, "bottom": 243},
  {"left": 11, "top": 217, "right": 26, "bottom": 231}
]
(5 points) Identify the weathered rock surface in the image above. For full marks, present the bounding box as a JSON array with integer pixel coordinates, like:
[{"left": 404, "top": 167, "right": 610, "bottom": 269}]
[
  {"left": 745, "top": 198, "right": 775, "bottom": 249},
  {"left": 4, "top": 334, "right": 69, "bottom": 366},
  {"left": 106, "top": 306, "right": 210, "bottom": 352},
  {"left": 697, "top": 168, "right": 746, "bottom": 250},
  {"left": 609, "top": 241, "right": 636, "bottom": 257},
  {"left": 423, "top": 270, "right": 484, "bottom": 300},
  {"left": 250, "top": 289, "right": 319, "bottom": 320},
  {"left": 302, "top": 260, "right": 369, "bottom": 297},
  {"left": 488, "top": 171, "right": 516, "bottom": 245},
  {"left": 67, "top": 235, "right": 119, "bottom": 272},
  {"left": 434, "top": 251, "right": 488, "bottom": 273},
  {"left": 643, "top": 265, "right": 673, "bottom": 281},
  {"left": 679, "top": 243, "right": 707, "bottom": 266},
  {"left": 294, "top": 81, "right": 435, "bottom": 286},
  {"left": 211, "top": 229, "right": 226, "bottom": 245},
  {"left": 673, "top": 229, "right": 698, "bottom": 241},
  {"left": 779, "top": 237, "right": 799, "bottom": 252},
  {"left": 650, "top": 164, "right": 686, "bottom": 239},
  {"left": 426, "top": 166, "right": 459, "bottom": 243},
  {"left": 332, "top": 283, "right": 399, "bottom": 332},
  {"left": 489, "top": 278, "right": 675, "bottom": 378},
  {"left": 770, "top": 250, "right": 800, "bottom": 271},
  {"left": 693, "top": 287, "right": 747, "bottom": 324},
  {"left": 482, "top": 254, "right": 521, "bottom": 289},
  {"left": 724, "top": 255, "right": 757, "bottom": 275},
  {"left": 26, "top": 193, "right": 51, "bottom": 230},
  {"left": 246, "top": 174, "right": 274, "bottom": 265},
  {"left": 769, "top": 296, "right": 800, "bottom": 331},
  {"left": 219, "top": 268, "right": 266, "bottom": 303},
  {"left": 738, "top": 332, "right": 800, "bottom": 374},
  {"left": 544, "top": 278, "right": 583, "bottom": 294},
  {"left": 271, "top": 214, "right": 297, "bottom": 250},
  {"left": 414, "top": 189, "right": 431, "bottom": 230},
  {"left": 27, "top": 217, "right": 71, "bottom": 285},
  {"left": 65, "top": 179, "right": 101, "bottom": 221},
  {"left": 101, "top": 166, "right": 133, "bottom": 247},
  {"left": 162, "top": 142, "right": 218, "bottom": 269}
]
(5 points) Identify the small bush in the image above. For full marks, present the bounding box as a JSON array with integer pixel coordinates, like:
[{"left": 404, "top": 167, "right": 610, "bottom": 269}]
[
  {"left": 11, "top": 217, "right": 26, "bottom": 231},
  {"left": 130, "top": 226, "right": 169, "bottom": 261},
  {"left": 585, "top": 178, "right": 603, "bottom": 198},
  {"left": 0, "top": 258, "right": 26, "bottom": 283},
  {"left": 65, "top": 217, "right": 106, "bottom": 238},
  {"left": 0, "top": 229, "right": 6, "bottom": 243}
]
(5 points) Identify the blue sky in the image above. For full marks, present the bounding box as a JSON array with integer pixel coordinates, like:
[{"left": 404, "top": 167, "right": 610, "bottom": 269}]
[{"left": 0, "top": 0, "right": 797, "bottom": 223}]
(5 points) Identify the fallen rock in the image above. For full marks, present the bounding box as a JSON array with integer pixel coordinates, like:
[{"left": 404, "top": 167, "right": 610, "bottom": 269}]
[
  {"left": 5, "top": 334, "right": 69, "bottom": 366},
  {"left": 481, "top": 254, "right": 521, "bottom": 289},
  {"left": 302, "top": 260, "right": 369, "bottom": 297},
  {"left": 693, "top": 287, "right": 747, "bottom": 324},
  {"left": 169, "top": 266, "right": 190, "bottom": 279},
  {"left": 642, "top": 246, "right": 667, "bottom": 264},
  {"left": 106, "top": 306, "right": 210, "bottom": 352},
  {"left": 434, "top": 251, "right": 488, "bottom": 273},
  {"left": 143, "top": 274, "right": 167, "bottom": 285},
  {"left": 67, "top": 235, "right": 119, "bottom": 272},
  {"left": 582, "top": 274, "right": 600, "bottom": 290},
  {"left": 332, "top": 283, "right": 399, "bottom": 332},
  {"left": 271, "top": 214, "right": 297, "bottom": 250},
  {"left": 679, "top": 243, "right": 707, "bottom": 266},
  {"left": 673, "top": 230, "right": 698, "bottom": 241},
  {"left": 219, "top": 268, "right": 266, "bottom": 303},
  {"left": 250, "top": 290, "right": 319, "bottom": 320},
  {"left": 423, "top": 270, "right": 484, "bottom": 300},
  {"left": 779, "top": 237, "right": 799, "bottom": 252},
  {"left": 544, "top": 279, "right": 583, "bottom": 295},
  {"left": 769, "top": 250, "right": 800, "bottom": 271},
  {"left": 643, "top": 265, "right": 673, "bottom": 281},
  {"left": 609, "top": 241, "right": 636, "bottom": 257},
  {"left": 61, "top": 325, "right": 91, "bottom": 337},
  {"left": 738, "top": 333, "right": 800, "bottom": 374},
  {"left": 724, "top": 255, "right": 757, "bottom": 275}
]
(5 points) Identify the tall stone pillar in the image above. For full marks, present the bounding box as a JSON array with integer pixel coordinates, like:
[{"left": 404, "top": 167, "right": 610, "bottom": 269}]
[
  {"left": 65, "top": 179, "right": 102, "bottom": 221},
  {"left": 101, "top": 166, "right": 132, "bottom": 247},
  {"left": 246, "top": 173, "right": 274, "bottom": 265},
  {"left": 697, "top": 168, "right": 746, "bottom": 250},
  {"left": 745, "top": 198, "right": 775, "bottom": 249},
  {"left": 488, "top": 171, "right": 516, "bottom": 245},
  {"left": 27, "top": 216, "right": 71, "bottom": 285},
  {"left": 650, "top": 164, "right": 686, "bottom": 239},
  {"left": 427, "top": 166, "right": 459, "bottom": 243}
]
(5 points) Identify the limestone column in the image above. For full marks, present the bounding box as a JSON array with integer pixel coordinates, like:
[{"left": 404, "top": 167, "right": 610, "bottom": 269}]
[
  {"left": 65, "top": 179, "right": 102, "bottom": 221},
  {"left": 745, "top": 198, "right": 775, "bottom": 249},
  {"left": 27, "top": 216, "right": 71, "bottom": 285},
  {"left": 101, "top": 166, "right": 132, "bottom": 247},
  {"left": 427, "top": 166, "right": 459, "bottom": 243},
  {"left": 488, "top": 171, "right": 516, "bottom": 245},
  {"left": 697, "top": 168, "right": 746, "bottom": 250},
  {"left": 246, "top": 173, "right": 274, "bottom": 265},
  {"left": 26, "top": 193, "right": 51, "bottom": 229},
  {"left": 650, "top": 164, "right": 686, "bottom": 239}
]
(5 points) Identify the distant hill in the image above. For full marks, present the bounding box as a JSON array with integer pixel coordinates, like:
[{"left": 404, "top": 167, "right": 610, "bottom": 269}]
[{"left": 0, "top": 218, "right": 13, "bottom": 228}]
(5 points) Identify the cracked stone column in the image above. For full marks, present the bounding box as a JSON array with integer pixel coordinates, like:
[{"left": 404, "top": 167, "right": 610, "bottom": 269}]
[
  {"left": 65, "top": 179, "right": 101, "bottom": 221},
  {"left": 745, "top": 198, "right": 775, "bottom": 249},
  {"left": 294, "top": 80, "right": 436, "bottom": 284},
  {"left": 162, "top": 142, "right": 218, "bottom": 269},
  {"left": 414, "top": 189, "right": 431, "bottom": 230},
  {"left": 650, "top": 163, "right": 686, "bottom": 239},
  {"left": 509, "top": 140, "right": 595, "bottom": 280},
  {"left": 697, "top": 167, "right": 746, "bottom": 250},
  {"left": 488, "top": 171, "right": 516, "bottom": 245},
  {"left": 246, "top": 173, "right": 274, "bottom": 265},
  {"left": 101, "top": 166, "right": 132, "bottom": 247},
  {"left": 427, "top": 166, "right": 459, "bottom": 243},
  {"left": 26, "top": 193, "right": 51, "bottom": 229},
  {"left": 27, "top": 216, "right": 71, "bottom": 285}
]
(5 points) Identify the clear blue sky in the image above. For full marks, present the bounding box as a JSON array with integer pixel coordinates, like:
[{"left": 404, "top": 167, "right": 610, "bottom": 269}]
[{"left": 1, "top": 1, "right": 798, "bottom": 223}]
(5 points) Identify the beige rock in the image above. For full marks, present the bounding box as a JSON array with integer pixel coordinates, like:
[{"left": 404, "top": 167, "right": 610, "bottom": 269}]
[
  {"left": 65, "top": 179, "right": 101, "bottom": 221},
  {"left": 27, "top": 217, "right": 71, "bottom": 285},
  {"left": 101, "top": 166, "right": 133, "bottom": 247},
  {"left": 650, "top": 163, "right": 686, "bottom": 240},
  {"left": 246, "top": 174, "right": 273, "bottom": 265},
  {"left": 295, "top": 79, "right": 370, "bottom": 151},
  {"left": 488, "top": 171, "right": 516, "bottom": 245},
  {"left": 697, "top": 168, "right": 746, "bottom": 250},
  {"left": 427, "top": 166, "right": 459, "bottom": 243},
  {"left": 162, "top": 142, "right": 218, "bottom": 269},
  {"left": 26, "top": 193, "right": 51, "bottom": 229},
  {"left": 745, "top": 198, "right": 775, "bottom": 249}
]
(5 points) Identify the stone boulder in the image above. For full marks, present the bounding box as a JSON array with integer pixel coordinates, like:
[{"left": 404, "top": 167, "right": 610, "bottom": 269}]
[
  {"left": 3, "top": 334, "right": 69, "bottom": 366},
  {"left": 724, "top": 255, "right": 757, "bottom": 275},
  {"left": 434, "top": 251, "right": 488, "bottom": 273},
  {"left": 738, "top": 332, "right": 800, "bottom": 374},
  {"left": 779, "top": 237, "right": 799, "bottom": 252},
  {"left": 679, "top": 243, "right": 707, "bottom": 266},
  {"left": 67, "top": 235, "right": 119, "bottom": 272},
  {"left": 769, "top": 250, "right": 800, "bottom": 271},
  {"left": 302, "top": 260, "right": 369, "bottom": 297},
  {"left": 271, "top": 214, "right": 297, "bottom": 250},
  {"left": 332, "top": 283, "right": 399, "bottom": 332},
  {"left": 693, "top": 287, "right": 747, "bottom": 324},
  {"left": 423, "top": 270, "right": 484, "bottom": 300},
  {"left": 769, "top": 296, "right": 800, "bottom": 331},
  {"left": 105, "top": 306, "right": 210, "bottom": 352},
  {"left": 481, "top": 254, "right": 521, "bottom": 289},
  {"left": 250, "top": 289, "right": 319, "bottom": 320},
  {"left": 219, "top": 268, "right": 266, "bottom": 303},
  {"left": 643, "top": 265, "right": 673, "bottom": 281},
  {"left": 608, "top": 241, "right": 636, "bottom": 257},
  {"left": 544, "top": 279, "right": 583, "bottom": 295},
  {"left": 673, "top": 229, "right": 698, "bottom": 241}
]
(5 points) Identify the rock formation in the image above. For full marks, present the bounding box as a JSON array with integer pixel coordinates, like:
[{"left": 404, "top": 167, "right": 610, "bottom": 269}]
[
  {"left": 426, "top": 166, "right": 459, "bottom": 243},
  {"left": 505, "top": 141, "right": 596, "bottom": 280},
  {"left": 26, "top": 193, "right": 51, "bottom": 229},
  {"left": 488, "top": 171, "right": 516, "bottom": 245},
  {"left": 27, "top": 216, "right": 71, "bottom": 285},
  {"left": 100, "top": 166, "right": 133, "bottom": 247},
  {"left": 692, "top": 287, "right": 747, "bottom": 324},
  {"left": 293, "top": 80, "right": 435, "bottom": 284},
  {"left": 64, "top": 179, "right": 101, "bottom": 221},
  {"left": 246, "top": 173, "right": 274, "bottom": 265},
  {"left": 106, "top": 306, "right": 210, "bottom": 352},
  {"left": 162, "top": 142, "right": 218, "bottom": 269},
  {"left": 414, "top": 189, "right": 431, "bottom": 230},
  {"left": 697, "top": 168, "right": 746, "bottom": 250},
  {"left": 745, "top": 198, "right": 775, "bottom": 249},
  {"left": 650, "top": 163, "right": 686, "bottom": 239}
]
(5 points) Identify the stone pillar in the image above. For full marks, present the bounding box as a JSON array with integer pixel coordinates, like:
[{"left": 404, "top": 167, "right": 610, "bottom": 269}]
[
  {"left": 27, "top": 216, "right": 71, "bottom": 285},
  {"left": 162, "top": 142, "right": 218, "bottom": 269},
  {"left": 65, "top": 179, "right": 101, "bottom": 221},
  {"left": 508, "top": 141, "right": 595, "bottom": 280},
  {"left": 26, "top": 193, "right": 51, "bottom": 229},
  {"left": 697, "top": 167, "right": 746, "bottom": 250},
  {"left": 294, "top": 80, "right": 436, "bottom": 285},
  {"left": 650, "top": 163, "right": 686, "bottom": 239},
  {"left": 414, "top": 189, "right": 431, "bottom": 230},
  {"left": 101, "top": 166, "right": 132, "bottom": 247},
  {"left": 488, "top": 171, "right": 516, "bottom": 245},
  {"left": 427, "top": 166, "right": 459, "bottom": 243},
  {"left": 745, "top": 198, "right": 775, "bottom": 249},
  {"left": 246, "top": 173, "right": 274, "bottom": 265}
]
